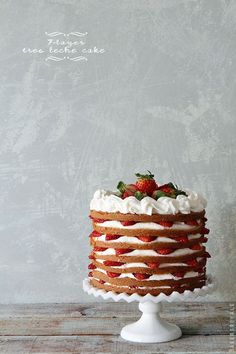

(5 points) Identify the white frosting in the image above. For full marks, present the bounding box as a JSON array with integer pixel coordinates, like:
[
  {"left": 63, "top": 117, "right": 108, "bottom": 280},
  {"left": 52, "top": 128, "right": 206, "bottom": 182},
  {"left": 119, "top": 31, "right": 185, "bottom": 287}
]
[
  {"left": 95, "top": 220, "right": 194, "bottom": 230},
  {"left": 95, "top": 247, "right": 200, "bottom": 257},
  {"left": 94, "top": 233, "right": 202, "bottom": 244},
  {"left": 90, "top": 189, "right": 207, "bottom": 215},
  {"left": 97, "top": 268, "right": 199, "bottom": 280}
]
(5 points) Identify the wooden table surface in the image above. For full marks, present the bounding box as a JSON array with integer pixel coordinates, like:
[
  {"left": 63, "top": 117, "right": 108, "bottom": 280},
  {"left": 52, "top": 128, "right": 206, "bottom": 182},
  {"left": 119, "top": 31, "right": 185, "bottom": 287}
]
[{"left": 0, "top": 302, "right": 234, "bottom": 353}]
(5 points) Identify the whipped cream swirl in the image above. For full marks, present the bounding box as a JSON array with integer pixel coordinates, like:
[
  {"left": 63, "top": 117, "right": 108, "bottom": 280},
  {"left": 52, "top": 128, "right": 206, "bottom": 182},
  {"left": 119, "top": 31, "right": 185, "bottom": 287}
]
[{"left": 90, "top": 189, "right": 207, "bottom": 215}]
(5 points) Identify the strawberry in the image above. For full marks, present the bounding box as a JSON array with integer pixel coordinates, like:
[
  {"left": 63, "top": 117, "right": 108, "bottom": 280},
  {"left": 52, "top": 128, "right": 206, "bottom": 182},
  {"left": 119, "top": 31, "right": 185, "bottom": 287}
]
[
  {"left": 107, "top": 271, "right": 120, "bottom": 278},
  {"left": 89, "top": 216, "right": 106, "bottom": 223},
  {"left": 190, "top": 244, "right": 202, "bottom": 250},
  {"left": 175, "top": 236, "right": 188, "bottom": 243},
  {"left": 185, "top": 220, "right": 199, "bottom": 226},
  {"left": 158, "top": 185, "right": 173, "bottom": 194},
  {"left": 89, "top": 254, "right": 95, "bottom": 260},
  {"left": 105, "top": 234, "right": 121, "bottom": 241},
  {"left": 88, "top": 271, "right": 93, "bottom": 277},
  {"left": 99, "top": 279, "right": 105, "bottom": 284},
  {"left": 133, "top": 273, "right": 150, "bottom": 280},
  {"left": 103, "top": 260, "right": 124, "bottom": 266},
  {"left": 202, "top": 227, "right": 210, "bottom": 234},
  {"left": 146, "top": 262, "right": 159, "bottom": 269},
  {"left": 117, "top": 182, "right": 138, "bottom": 199},
  {"left": 135, "top": 171, "right": 157, "bottom": 195},
  {"left": 115, "top": 248, "right": 133, "bottom": 255},
  {"left": 156, "top": 248, "right": 173, "bottom": 255},
  {"left": 138, "top": 236, "right": 155, "bottom": 242},
  {"left": 88, "top": 263, "right": 96, "bottom": 270},
  {"left": 121, "top": 221, "right": 136, "bottom": 226},
  {"left": 158, "top": 221, "right": 174, "bottom": 228},
  {"left": 186, "top": 259, "right": 198, "bottom": 267},
  {"left": 89, "top": 230, "right": 102, "bottom": 238},
  {"left": 172, "top": 271, "right": 185, "bottom": 278},
  {"left": 93, "top": 247, "right": 107, "bottom": 252}
]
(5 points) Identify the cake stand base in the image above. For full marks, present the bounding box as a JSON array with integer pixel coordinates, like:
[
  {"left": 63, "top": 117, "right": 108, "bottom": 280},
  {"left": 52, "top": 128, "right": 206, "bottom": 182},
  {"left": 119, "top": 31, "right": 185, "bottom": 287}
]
[
  {"left": 120, "top": 302, "right": 181, "bottom": 343},
  {"left": 83, "top": 275, "right": 215, "bottom": 343}
]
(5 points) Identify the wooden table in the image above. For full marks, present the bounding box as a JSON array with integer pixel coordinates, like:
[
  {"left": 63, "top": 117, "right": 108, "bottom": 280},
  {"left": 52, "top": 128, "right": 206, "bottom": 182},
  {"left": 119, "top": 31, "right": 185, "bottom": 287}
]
[{"left": 0, "top": 302, "right": 233, "bottom": 353}]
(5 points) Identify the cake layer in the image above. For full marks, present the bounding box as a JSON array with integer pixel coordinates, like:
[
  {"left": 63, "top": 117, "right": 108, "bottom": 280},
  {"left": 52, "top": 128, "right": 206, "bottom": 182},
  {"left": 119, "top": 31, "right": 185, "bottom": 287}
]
[
  {"left": 90, "top": 278, "right": 205, "bottom": 295},
  {"left": 90, "top": 209, "right": 205, "bottom": 222}
]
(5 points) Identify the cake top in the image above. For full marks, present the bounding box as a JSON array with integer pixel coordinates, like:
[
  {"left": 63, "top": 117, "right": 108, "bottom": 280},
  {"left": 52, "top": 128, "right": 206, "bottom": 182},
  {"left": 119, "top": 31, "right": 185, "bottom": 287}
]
[{"left": 90, "top": 171, "right": 207, "bottom": 215}]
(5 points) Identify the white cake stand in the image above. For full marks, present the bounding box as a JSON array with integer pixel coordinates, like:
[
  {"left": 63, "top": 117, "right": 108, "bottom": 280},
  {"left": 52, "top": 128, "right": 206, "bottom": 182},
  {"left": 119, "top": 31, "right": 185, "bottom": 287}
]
[{"left": 83, "top": 275, "right": 215, "bottom": 343}]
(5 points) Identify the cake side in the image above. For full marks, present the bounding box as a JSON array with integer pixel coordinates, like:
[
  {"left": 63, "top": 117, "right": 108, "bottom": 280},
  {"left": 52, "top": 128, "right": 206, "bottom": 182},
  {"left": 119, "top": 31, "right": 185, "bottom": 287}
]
[{"left": 87, "top": 172, "right": 210, "bottom": 296}]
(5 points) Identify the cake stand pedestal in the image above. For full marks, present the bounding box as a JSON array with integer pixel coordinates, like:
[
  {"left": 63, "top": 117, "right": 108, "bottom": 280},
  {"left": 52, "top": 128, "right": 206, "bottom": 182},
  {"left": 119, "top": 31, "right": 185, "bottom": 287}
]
[{"left": 83, "top": 275, "right": 215, "bottom": 343}]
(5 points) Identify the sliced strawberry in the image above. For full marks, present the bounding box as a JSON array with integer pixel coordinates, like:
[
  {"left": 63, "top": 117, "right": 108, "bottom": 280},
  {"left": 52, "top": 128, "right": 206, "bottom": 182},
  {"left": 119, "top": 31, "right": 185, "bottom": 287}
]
[
  {"left": 93, "top": 247, "right": 107, "bottom": 252},
  {"left": 175, "top": 236, "right": 188, "bottom": 243},
  {"left": 99, "top": 279, "right": 105, "bottom": 284},
  {"left": 133, "top": 273, "right": 150, "bottom": 280},
  {"left": 146, "top": 262, "right": 159, "bottom": 269},
  {"left": 186, "top": 259, "right": 198, "bottom": 267},
  {"left": 138, "top": 236, "right": 155, "bottom": 242},
  {"left": 190, "top": 244, "right": 202, "bottom": 250},
  {"left": 88, "top": 263, "right": 96, "bottom": 270},
  {"left": 106, "top": 271, "right": 120, "bottom": 278},
  {"left": 115, "top": 248, "right": 133, "bottom": 255},
  {"left": 89, "top": 254, "right": 95, "bottom": 260},
  {"left": 202, "top": 227, "right": 210, "bottom": 234},
  {"left": 121, "top": 221, "right": 136, "bottom": 226},
  {"left": 158, "top": 221, "right": 174, "bottom": 228},
  {"left": 89, "top": 230, "right": 102, "bottom": 238},
  {"left": 103, "top": 260, "right": 124, "bottom": 266},
  {"left": 88, "top": 271, "right": 93, "bottom": 277},
  {"left": 185, "top": 220, "right": 199, "bottom": 226},
  {"left": 156, "top": 248, "right": 173, "bottom": 255},
  {"left": 172, "top": 271, "right": 185, "bottom": 278},
  {"left": 105, "top": 234, "right": 121, "bottom": 241}
]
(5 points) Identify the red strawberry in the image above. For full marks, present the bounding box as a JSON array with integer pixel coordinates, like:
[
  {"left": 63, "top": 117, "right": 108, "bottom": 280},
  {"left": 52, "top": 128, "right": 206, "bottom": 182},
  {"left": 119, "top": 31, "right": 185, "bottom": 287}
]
[
  {"left": 175, "top": 236, "right": 188, "bottom": 243},
  {"left": 159, "top": 185, "right": 173, "bottom": 194},
  {"left": 115, "top": 248, "right": 133, "bottom": 255},
  {"left": 156, "top": 248, "right": 173, "bottom": 255},
  {"left": 158, "top": 221, "right": 174, "bottom": 227},
  {"left": 133, "top": 273, "right": 150, "bottom": 280},
  {"left": 190, "top": 244, "right": 202, "bottom": 250},
  {"left": 90, "top": 217, "right": 106, "bottom": 223},
  {"left": 107, "top": 271, "right": 120, "bottom": 278},
  {"left": 135, "top": 171, "right": 157, "bottom": 195},
  {"left": 186, "top": 259, "right": 198, "bottom": 267},
  {"left": 88, "top": 271, "right": 93, "bottom": 277},
  {"left": 99, "top": 279, "right": 105, "bottom": 284},
  {"left": 103, "top": 260, "right": 124, "bottom": 266},
  {"left": 146, "top": 262, "right": 159, "bottom": 269},
  {"left": 138, "top": 236, "right": 155, "bottom": 242},
  {"left": 105, "top": 234, "right": 121, "bottom": 241},
  {"left": 121, "top": 221, "right": 136, "bottom": 226},
  {"left": 93, "top": 247, "right": 107, "bottom": 252},
  {"left": 89, "top": 230, "right": 102, "bottom": 238},
  {"left": 88, "top": 263, "right": 96, "bottom": 270},
  {"left": 202, "top": 227, "right": 210, "bottom": 234},
  {"left": 185, "top": 220, "right": 199, "bottom": 226},
  {"left": 172, "top": 271, "right": 185, "bottom": 278},
  {"left": 89, "top": 254, "right": 95, "bottom": 260},
  {"left": 117, "top": 182, "right": 138, "bottom": 198}
]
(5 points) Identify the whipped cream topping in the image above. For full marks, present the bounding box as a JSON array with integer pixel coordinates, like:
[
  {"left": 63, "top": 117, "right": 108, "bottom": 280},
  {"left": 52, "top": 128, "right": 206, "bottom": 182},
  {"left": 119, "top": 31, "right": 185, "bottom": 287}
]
[{"left": 90, "top": 189, "right": 207, "bottom": 215}]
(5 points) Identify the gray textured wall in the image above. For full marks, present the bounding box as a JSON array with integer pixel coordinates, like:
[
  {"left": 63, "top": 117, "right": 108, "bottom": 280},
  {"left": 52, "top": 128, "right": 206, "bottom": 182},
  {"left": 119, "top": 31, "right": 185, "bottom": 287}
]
[{"left": 0, "top": 0, "right": 235, "bottom": 303}]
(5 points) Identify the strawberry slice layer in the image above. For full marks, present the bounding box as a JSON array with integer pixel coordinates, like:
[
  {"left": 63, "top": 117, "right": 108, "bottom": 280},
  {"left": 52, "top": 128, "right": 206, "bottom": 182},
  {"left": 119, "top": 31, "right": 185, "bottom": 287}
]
[
  {"left": 103, "top": 260, "right": 124, "bottom": 266},
  {"left": 89, "top": 230, "right": 102, "bottom": 238},
  {"left": 172, "top": 271, "right": 185, "bottom": 278},
  {"left": 105, "top": 234, "right": 121, "bottom": 241},
  {"left": 186, "top": 259, "right": 198, "bottom": 267},
  {"left": 106, "top": 271, "right": 120, "bottom": 278},
  {"left": 157, "top": 221, "right": 174, "bottom": 227},
  {"left": 88, "top": 263, "right": 96, "bottom": 270},
  {"left": 115, "top": 248, "right": 133, "bottom": 255},
  {"left": 190, "top": 244, "right": 202, "bottom": 250},
  {"left": 185, "top": 220, "right": 199, "bottom": 226},
  {"left": 146, "top": 262, "right": 159, "bottom": 269},
  {"left": 133, "top": 273, "right": 150, "bottom": 280},
  {"left": 138, "top": 236, "right": 156, "bottom": 242},
  {"left": 156, "top": 248, "right": 174, "bottom": 255},
  {"left": 93, "top": 247, "right": 107, "bottom": 252},
  {"left": 121, "top": 221, "right": 137, "bottom": 226}
]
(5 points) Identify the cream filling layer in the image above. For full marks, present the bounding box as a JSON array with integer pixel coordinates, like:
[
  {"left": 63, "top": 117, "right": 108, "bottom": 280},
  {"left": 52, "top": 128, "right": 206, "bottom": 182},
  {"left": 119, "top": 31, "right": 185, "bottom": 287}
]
[
  {"left": 96, "top": 220, "right": 196, "bottom": 230},
  {"left": 95, "top": 247, "right": 201, "bottom": 257}
]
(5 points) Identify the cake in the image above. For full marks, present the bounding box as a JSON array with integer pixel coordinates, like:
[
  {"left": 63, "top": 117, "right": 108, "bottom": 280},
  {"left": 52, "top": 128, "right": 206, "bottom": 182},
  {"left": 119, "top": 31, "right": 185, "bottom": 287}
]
[{"left": 88, "top": 171, "right": 210, "bottom": 296}]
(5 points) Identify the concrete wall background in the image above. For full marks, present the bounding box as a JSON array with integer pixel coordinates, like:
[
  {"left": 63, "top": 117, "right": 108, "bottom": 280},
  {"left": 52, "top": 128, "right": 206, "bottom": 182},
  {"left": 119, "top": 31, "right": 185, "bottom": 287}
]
[{"left": 0, "top": 0, "right": 235, "bottom": 303}]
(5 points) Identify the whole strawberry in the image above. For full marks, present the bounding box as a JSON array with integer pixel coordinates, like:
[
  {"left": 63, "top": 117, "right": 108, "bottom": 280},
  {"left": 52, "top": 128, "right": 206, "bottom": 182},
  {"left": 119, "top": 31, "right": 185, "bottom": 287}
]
[{"left": 135, "top": 171, "right": 157, "bottom": 195}]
